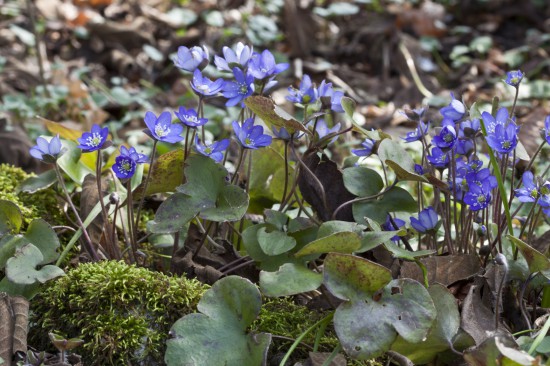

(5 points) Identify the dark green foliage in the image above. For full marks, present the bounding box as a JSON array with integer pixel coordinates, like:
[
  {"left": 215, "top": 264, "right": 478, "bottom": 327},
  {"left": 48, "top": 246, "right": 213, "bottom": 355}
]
[{"left": 29, "top": 260, "right": 207, "bottom": 365}]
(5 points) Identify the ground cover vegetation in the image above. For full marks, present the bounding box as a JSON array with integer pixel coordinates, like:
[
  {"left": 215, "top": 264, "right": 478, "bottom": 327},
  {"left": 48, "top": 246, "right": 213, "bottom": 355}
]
[{"left": 3, "top": 0, "right": 550, "bottom": 365}]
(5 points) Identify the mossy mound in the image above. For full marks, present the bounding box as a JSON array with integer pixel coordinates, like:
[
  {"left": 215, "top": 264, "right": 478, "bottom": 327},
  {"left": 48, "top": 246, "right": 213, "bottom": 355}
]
[
  {"left": 29, "top": 260, "right": 207, "bottom": 366},
  {"left": 0, "top": 164, "right": 63, "bottom": 225}
]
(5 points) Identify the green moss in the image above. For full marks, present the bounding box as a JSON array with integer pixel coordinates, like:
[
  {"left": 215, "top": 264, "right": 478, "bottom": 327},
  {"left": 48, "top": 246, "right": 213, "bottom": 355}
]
[
  {"left": 29, "top": 260, "right": 207, "bottom": 366},
  {"left": 0, "top": 164, "right": 63, "bottom": 226}
]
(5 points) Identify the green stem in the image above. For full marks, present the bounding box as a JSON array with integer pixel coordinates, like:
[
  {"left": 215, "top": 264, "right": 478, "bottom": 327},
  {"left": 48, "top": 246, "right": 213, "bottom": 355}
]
[
  {"left": 54, "top": 164, "right": 99, "bottom": 261},
  {"left": 528, "top": 312, "right": 550, "bottom": 355},
  {"left": 478, "top": 101, "right": 514, "bottom": 246},
  {"left": 321, "top": 344, "right": 342, "bottom": 366},
  {"left": 231, "top": 147, "right": 247, "bottom": 185},
  {"left": 96, "top": 150, "right": 116, "bottom": 258},
  {"left": 126, "top": 180, "right": 137, "bottom": 263},
  {"left": 278, "top": 140, "right": 290, "bottom": 211},
  {"left": 135, "top": 139, "right": 158, "bottom": 242},
  {"left": 279, "top": 312, "right": 334, "bottom": 366}
]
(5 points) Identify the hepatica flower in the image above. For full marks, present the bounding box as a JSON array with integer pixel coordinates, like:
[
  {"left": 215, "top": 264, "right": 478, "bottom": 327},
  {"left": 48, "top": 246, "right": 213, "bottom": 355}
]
[
  {"left": 191, "top": 69, "right": 225, "bottom": 97},
  {"left": 144, "top": 111, "right": 184, "bottom": 143},
  {"left": 486, "top": 123, "right": 518, "bottom": 154},
  {"left": 232, "top": 118, "right": 272, "bottom": 149},
  {"left": 173, "top": 45, "right": 209, "bottom": 72},
  {"left": 175, "top": 107, "right": 208, "bottom": 128},
  {"left": 402, "top": 121, "right": 429, "bottom": 143},
  {"left": 248, "top": 50, "right": 289, "bottom": 80},
  {"left": 481, "top": 107, "right": 511, "bottom": 135},
  {"left": 30, "top": 134, "right": 65, "bottom": 163},
  {"left": 515, "top": 171, "right": 541, "bottom": 203},
  {"left": 433, "top": 125, "right": 457, "bottom": 149},
  {"left": 222, "top": 67, "right": 254, "bottom": 107},
  {"left": 410, "top": 207, "right": 438, "bottom": 234},
  {"left": 287, "top": 74, "right": 317, "bottom": 105},
  {"left": 194, "top": 136, "right": 229, "bottom": 163},
  {"left": 272, "top": 126, "right": 303, "bottom": 141},
  {"left": 427, "top": 147, "right": 449, "bottom": 168},
  {"left": 119, "top": 145, "right": 148, "bottom": 163},
  {"left": 381, "top": 215, "right": 405, "bottom": 243},
  {"left": 504, "top": 70, "right": 523, "bottom": 88},
  {"left": 310, "top": 119, "right": 341, "bottom": 145},
  {"left": 351, "top": 138, "right": 375, "bottom": 157},
  {"left": 440, "top": 93, "right": 465, "bottom": 121},
  {"left": 214, "top": 42, "right": 253, "bottom": 71},
  {"left": 543, "top": 115, "right": 550, "bottom": 144},
  {"left": 77, "top": 124, "right": 109, "bottom": 152},
  {"left": 317, "top": 80, "right": 344, "bottom": 113},
  {"left": 464, "top": 183, "right": 492, "bottom": 211}
]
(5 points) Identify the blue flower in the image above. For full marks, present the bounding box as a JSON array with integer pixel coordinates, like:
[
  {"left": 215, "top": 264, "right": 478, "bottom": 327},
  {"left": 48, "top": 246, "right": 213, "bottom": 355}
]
[
  {"left": 543, "top": 115, "right": 550, "bottom": 144},
  {"left": 222, "top": 67, "right": 255, "bottom": 107},
  {"left": 414, "top": 164, "right": 424, "bottom": 175},
  {"left": 190, "top": 69, "right": 225, "bottom": 97},
  {"left": 317, "top": 80, "right": 344, "bottom": 113},
  {"left": 402, "top": 121, "right": 429, "bottom": 143},
  {"left": 458, "top": 119, "right": 481, "bottom": 138},
  {"left": 310, "top": 119, "right": 341, "bottom": 145},
  {"left": 481, "top": 107, "right": 511, "bottom": 134},
  {"left": 440, "top": 93, "right": 465, "bottom": 121},
  {"left": 173, "top": 45, "right": 209, "bottom": 72},
  {"left": 401, "top": 106, "right": 427, "bottom": 122},
  {"left": 427, "top": 147, "right": 449, "bottom": 168},
  {"left": 287, "top": 74, "right": 318, "bottom": 104},
  {"left": 271, "top": 126, "right": 303, "bottom": 141},
  {"left": 214, "top": 42, "right": 253, "bottom": 72},
  {"left": 486, "top": 123, "right": 518, "bottom": 153},
  {"left": 194, "top": 136, "right": 230, "bottom": 163},
  {"left": 455, "top": 139, "right": 474, "bottom": 155},
  {"left": 175, "top": 107, "right": 208, "bottom": 128},
  {"left": 515, "top": 171, "right": 540, "bottom": 203},
  {"left": 410, "top": 207, "right": 438, "bottom": 233},
  {"left": 144, "top": 111, "right": 184, "bottom": 143},
  {"left": 464, "top": 183, "right": 492, "bottom": 211},
  {"left": 232, "top": 118, "right": 272, "bottom": 149},
  {"left": 248, "top": 50, "right": 289, "bottom": 80},
  {"left": 465, "top": 168, "right": 498, "bottom": 189},
  {"left": 381, "top": 215, "right": 405, "bottom": 243},
  {"left": 504, "top": 70, "right": 523, "bottom": 88},
  {"left": 351, "top": 139, "right": 375, "bottom": 157},
  {"left": 119, "top": 145, "right": 148, "bottom": 163},
  {"left": 112, "top": 155, "right": 136, "bottom": 179},
  {"left": 77, "top": 124, "right": 109, "bottom": 152},
  {"left": 433, "top": 125, "right": 457, "bottom": 149},
  {"left": 30, "top": 134, "right": 66, "bottom": 163}
]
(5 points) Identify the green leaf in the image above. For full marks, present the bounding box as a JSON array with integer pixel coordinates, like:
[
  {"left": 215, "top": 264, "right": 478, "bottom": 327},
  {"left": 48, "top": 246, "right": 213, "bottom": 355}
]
[
  {"left": 264, "top": 209, "right": 290, "bottom": 231},
  {"left": 199, "top": 185, "right": 248, "bottom": 222},
  {"left": 378, "top": 139, "right": 427, "bottom": 182},
  {"left": 0, "top": 200, "right": 23, "bottom": 235},
  {"left": 260, "top": 263, "right": 322, "bottom": 297},
  {"left": 23, "top": 219, "right": 60, "bottom": 265},
  {"left": 294, "top": 232, "right": 361, "bottom": 257},
  {"left": 317, "top": 220, "right": 367, "bottom": 238},
  {"left": 0, "top": 235, "right": 27, "bottom": 269},
  {"left": 343, "top": 167, "right": 384, "bottom": 197},
  {"left": 57, "top": 141, "right": 94, "bottom": 185},
  {"left": 257, "top": 227, "right": 296, "bottom": 256},
  {"left": 508, "top": 235, "right": 550, "bottom": 274},
  {"left": 147, "top": 193, "right": 198, "bottom": 234},
  {"left": 165, "top": 276, "right": 271, "bottom": 366},
  {"left": 352, "top": 186, "right": 417, "bottom": 224},
  {"left": 391, "top": 284, "right": 460, "bottom": 364},
  {"left": 323, "top": 253, "right": 392, "bottom": 301},
  {"left": 244, "top": 96, "right": 310, "bottom": 135},
  {"left": 6, "top": 244, "right": 64, "bottom": 285},
  {"left": 358, "top": 231, "right": 402, "bottom": 252},
  {"left": 135, "top": 149, "right": 184, "bottom": 198},
  {"left": 332, "top": 277, "right": 436, "bottom": 360},
  {"left": 17, "top": 169, "right": 57, "bottom": 193},
  {"left": 383, "top": 241, "right": 435, "bottom": 261}
]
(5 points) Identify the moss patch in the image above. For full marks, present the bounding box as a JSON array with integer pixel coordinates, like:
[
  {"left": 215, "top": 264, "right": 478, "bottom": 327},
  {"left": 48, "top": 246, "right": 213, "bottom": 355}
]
[
  {"left": 0, "top": 164, "right": 63, "bottom": 226},
  {"left": 29, "top": 260, "right": 207, "bottom": 366}
]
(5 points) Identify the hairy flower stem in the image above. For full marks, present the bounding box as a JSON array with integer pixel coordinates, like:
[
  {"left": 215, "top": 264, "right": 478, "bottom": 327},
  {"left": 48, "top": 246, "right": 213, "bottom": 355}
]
[
  {"left": 126, "top": 180, "right": 137, "bottom": 264},
  {"left": 54, "top": 164, "right": 99, "bottom": 261},
  {"left": 479, "top": 98, "right": 514, "bottom": 247},
  {"left": 510, "top": 85, "right": 520, "bottom": 119},
  {"left": 231, "top": 147, "right": 247, "bottom": 185},
  {"left": 278, "top": 140, "right": 290, "bottom": 212},
  {"left": 198, "top": 96, "right": 205, "bottom": 142},
  {"left": 96, "top": 150, "right": 117, "bottom": 259},
  {"left": 135, "top": 139, "right": 158, "bottom": 241}
]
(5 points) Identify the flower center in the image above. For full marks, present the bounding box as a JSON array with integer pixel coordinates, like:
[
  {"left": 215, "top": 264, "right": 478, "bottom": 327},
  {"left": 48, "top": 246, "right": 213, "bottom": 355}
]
[
  {"left": 121, "top": 159, "right": 132, "bottom": 173},
  {"left": 155, "top": 124, "right": 171, "bottom": 137},
  {"left": 239, "top": 83, "right": 248, "bottom": 94},
  {"left": 501, "top": 140, "right": 511, "bottom": 150},
  {"left": 204, "top": 147, "right": 212, "bottom": 154},
  {"left": 443, "top": 133, "right": 454, "bottom": 142},
  {"left": 186, "top": 115, "right": 198, "bottom": 123},
  {"left": 86, "top": 132, "right": 102, "bottom": 147},
  {"left": 477, "top": 194, "right": 486, "bottom": 203},
  {"left": 245, "top": 137, "right": 254, "bottom": 146},
  {"left": 531, "top": 188, "right": 539, "bottom": 199}
]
